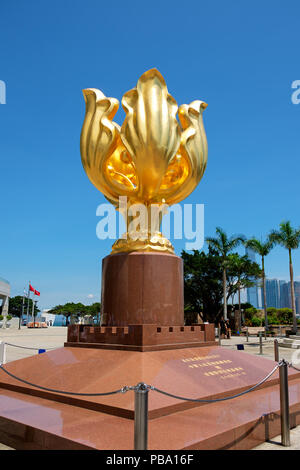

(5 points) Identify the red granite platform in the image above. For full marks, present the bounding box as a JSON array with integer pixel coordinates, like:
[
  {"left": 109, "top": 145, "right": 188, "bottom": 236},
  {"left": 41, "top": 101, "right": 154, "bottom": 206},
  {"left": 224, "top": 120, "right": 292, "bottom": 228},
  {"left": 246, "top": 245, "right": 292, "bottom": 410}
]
[
  {"left": 0, "top": 345, "right": 300, "bottom": 449},
  {"left": 65, "top": 323, "right": 217, "bottom": 351}
]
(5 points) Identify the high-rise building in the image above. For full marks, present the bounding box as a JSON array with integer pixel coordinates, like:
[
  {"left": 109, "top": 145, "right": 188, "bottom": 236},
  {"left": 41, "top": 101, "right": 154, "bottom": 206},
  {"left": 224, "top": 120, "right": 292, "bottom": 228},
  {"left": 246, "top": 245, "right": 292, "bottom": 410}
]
[
  {"left": 279, "top": 281, "right": 300, "bottom": 314},
  {"left": 265, "top": 279, "right": 281, "bottom": 308},
  {"left": 253, "top": 278, "right": 300, "bottom": 314},
  {"left": 294, "top": 282, "right": 300, "bottom": 314},
  {"left": 280, "top": 281, "right": 290, "bottom": 309},
  {"left": 245, "top": 247, "right": 259, "bottom": 308}
]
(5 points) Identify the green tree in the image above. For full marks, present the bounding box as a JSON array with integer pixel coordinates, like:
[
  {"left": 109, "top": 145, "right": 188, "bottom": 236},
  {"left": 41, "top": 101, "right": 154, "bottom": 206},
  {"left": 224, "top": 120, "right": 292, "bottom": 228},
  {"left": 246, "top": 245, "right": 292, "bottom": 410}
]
[
  {"left": 182, "top": 249, "right": 224, "bottom": 324},
  {"left": 206, "top": 227, "right": 245, "bottom": 320},
  {"left": 48, "top": 302, "right": 101, "bottom": 325},
  {"left": 85, "top": 302, "right": 101, "bottom": 325},
  {"left": 244, "top": 307, "right": 257, "bottom": 322},
  {"left": 8, "top": 296, "right": 40, "bottom": 319},
  {"left": 277, "top": 308, "right": 293, "bottom": 325},
  {"left": 226, "top": 253, "right": 261, "bottom": 331},
  {"left": 49, "top": 302, "right": 87, "bottom": 325},
  {"left": 270, "top": 221, "right": 300, "bottom": 333},
  {"left": 0, "top": 315, "right": 12, "bottom": 321},
  {"left": 244, "top": 237, "right": 274, "bottom": 331}
]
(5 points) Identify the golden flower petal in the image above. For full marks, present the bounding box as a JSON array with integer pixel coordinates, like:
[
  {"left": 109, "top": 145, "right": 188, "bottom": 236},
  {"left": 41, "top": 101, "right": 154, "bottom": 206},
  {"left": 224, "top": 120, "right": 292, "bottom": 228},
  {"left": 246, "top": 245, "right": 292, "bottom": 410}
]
[
  {"left": 157, "top": 100, "right": 208, "bottom": 205},
  {"left": 80, "top": 88, "right": 137, "bottom": 206},
  {"left": 121, "top": 69, "right": 181, "bottom": 203}
]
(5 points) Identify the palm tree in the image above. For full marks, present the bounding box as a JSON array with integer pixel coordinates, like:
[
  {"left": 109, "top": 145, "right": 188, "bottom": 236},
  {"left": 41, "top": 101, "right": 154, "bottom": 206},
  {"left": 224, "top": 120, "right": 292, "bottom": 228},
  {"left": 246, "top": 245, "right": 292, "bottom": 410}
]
[
  {"left": 206, "top": 227, "right": 245, "bottom": 320},
  {"left": 269, "top": 221, "right": 300, "bottom": 333},
  {"left": 244, "top": 237, "right": 274, "bottom": 331}
]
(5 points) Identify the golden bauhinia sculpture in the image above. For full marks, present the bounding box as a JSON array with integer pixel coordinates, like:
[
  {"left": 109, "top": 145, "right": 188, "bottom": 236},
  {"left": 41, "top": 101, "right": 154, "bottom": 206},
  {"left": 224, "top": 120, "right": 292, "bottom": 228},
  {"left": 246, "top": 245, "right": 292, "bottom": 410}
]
[{"left": 80, "top": 68, "right": 208, "bottom": 254}]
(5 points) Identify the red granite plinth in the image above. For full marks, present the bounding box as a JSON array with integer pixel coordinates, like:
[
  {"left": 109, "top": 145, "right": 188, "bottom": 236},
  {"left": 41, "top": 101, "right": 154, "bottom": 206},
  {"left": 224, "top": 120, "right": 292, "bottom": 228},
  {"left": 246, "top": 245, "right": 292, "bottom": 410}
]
[
  {"left": 76, "top": 251, "right": 216, "bottom": 352},
  {"left": 65, "top": 323, "right": 217, "bottom": 351},
  {"left": 101, "top": 252, "right": 184, "bottom": 327},
  {"left": 1, "top": 346, "right": 300, "bottom": 449}
]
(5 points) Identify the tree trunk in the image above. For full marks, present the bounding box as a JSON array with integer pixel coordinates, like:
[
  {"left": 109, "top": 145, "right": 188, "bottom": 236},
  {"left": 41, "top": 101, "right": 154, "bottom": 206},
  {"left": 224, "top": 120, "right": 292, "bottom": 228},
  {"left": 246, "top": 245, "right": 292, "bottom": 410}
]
[
  {"left": 289, "top": 249, "right": 297, "bottom": 334},
  {"left": 223, "top": 267, "right": 227, "bottom": 320},
  {"left": 262, "top": 256, "right": 268, "bottom": 330},
  {"left": 238, "top": 283, "right": 241, "bottom": 332}
]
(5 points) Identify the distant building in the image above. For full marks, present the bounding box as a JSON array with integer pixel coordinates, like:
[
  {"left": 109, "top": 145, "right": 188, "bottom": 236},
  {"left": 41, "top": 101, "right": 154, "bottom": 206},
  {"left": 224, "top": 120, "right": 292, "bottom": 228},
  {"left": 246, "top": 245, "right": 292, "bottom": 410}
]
[
  {"left": 246, "top": 273, "right": 300, "bottom": 314},
  {"left": 266, "top": 279, "right": 281, "bottom": 308},
  {"left": 0, "top": 277, "right": 10, "bottom": 318},
  {"left": 271, "top": 280, "right": 300, "bottom": 314},
  {"left": 245, "top": 247, "right": 259, "bottom": 308},
  {"left": 280, "top": 282, "right": 290, "bottom": 309},
  {"left": 40, "top": 309, "right": 66, "bottom": 326},
  {"left": 294, "top": 282, "right": 300, "bottom": 312}
]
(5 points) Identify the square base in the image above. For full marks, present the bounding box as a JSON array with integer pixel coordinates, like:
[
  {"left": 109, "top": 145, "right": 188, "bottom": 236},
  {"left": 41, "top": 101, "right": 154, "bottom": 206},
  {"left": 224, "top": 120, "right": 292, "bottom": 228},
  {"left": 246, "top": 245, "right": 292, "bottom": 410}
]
[
  {"left": 65, "top": 323, "right": 216, "bottom": 351},
  {"left": 1, "top": 346, "right": 300, "bottom": 449}
]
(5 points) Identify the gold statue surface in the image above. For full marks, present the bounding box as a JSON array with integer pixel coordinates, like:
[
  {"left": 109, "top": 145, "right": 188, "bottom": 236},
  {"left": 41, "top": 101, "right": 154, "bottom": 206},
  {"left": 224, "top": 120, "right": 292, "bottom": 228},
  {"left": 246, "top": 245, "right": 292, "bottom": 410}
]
[{"left": 80, "top": 69, "right": 207, "bottom": 254}]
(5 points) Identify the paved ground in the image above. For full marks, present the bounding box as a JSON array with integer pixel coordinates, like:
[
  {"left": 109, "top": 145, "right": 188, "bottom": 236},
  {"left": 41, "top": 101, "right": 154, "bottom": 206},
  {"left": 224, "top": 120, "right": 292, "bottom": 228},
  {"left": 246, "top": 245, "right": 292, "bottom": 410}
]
[
  {"left": 0, "top": 327, "right": 299, "bottom": 450},
  {"left": 0, "top": 326, "right": 67, "bottom": 450},
  {"left": 219, "top": 335, "right": 300, "bottom": 449},
  {"left": 219, "top": 334, "right": 300, "bottom": 363},
  {"left": 254, "top": 426, "right": 300, "bottom": 450},
  {"left": 0, "top": 326, "right": 67, "bottom": 362}
]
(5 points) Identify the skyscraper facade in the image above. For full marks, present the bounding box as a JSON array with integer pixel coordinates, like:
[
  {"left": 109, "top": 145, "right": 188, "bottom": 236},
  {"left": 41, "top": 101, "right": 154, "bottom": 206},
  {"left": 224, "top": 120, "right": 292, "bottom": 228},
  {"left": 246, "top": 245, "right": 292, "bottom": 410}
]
[
  {"left": 245, "top": 247, "right": 259, "bottom": 308},
  {"left": 266, "top": 279, "right": 281, "bottom": 308},
  {"left": 280, "top": 282, "right": 290, "bottom": 309},
  {"left": 267, "top": 280, "right": 300, "bottom": 314}
]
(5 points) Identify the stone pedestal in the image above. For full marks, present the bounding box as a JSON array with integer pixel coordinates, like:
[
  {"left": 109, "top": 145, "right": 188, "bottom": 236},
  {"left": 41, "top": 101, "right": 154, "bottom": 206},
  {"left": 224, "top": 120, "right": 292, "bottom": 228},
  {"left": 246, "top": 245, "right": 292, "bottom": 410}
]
[
  {"left": 64, "top": 251, "right": 216, "bottom": 351},
  {"left": 101, "top": 252, "right": 184, "bottom": 327},
  {"left": 2, "top": 345, "right": 300, "bottom": 449}
]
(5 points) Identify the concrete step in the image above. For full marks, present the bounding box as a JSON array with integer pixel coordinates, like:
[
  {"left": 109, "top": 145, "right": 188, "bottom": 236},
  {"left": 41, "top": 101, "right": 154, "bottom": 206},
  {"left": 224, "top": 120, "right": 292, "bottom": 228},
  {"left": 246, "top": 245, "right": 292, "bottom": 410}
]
[{"left": 278, "top": 338, "right": 300, "bottom": 348}]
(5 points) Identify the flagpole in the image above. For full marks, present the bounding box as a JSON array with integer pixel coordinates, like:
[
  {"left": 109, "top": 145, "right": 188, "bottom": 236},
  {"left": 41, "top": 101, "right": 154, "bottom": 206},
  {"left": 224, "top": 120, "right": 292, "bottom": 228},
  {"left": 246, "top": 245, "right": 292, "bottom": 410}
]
[
  {"left": 34, "top": 300, "right": 38, "bottom": 328},
  {"left": 20, "top": 288, "right": 26, "bottom": 330},
  {"left": 31, "top": 293, "right": 35, "bottom": 324},
  {"left": 26, "top": 281, "right": 31, "bottom": 324}
]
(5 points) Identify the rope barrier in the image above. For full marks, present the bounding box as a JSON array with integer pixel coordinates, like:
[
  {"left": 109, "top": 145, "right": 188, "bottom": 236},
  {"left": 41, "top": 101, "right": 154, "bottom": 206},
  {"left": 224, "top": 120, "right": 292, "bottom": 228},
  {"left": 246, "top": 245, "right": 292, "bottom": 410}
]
[
  {"left": 0, "top": 359, "right": 293, "bottom": 450},
  {"left": 0, "top": 364, "right": 131, "bottom": 396},
  {"left": 0, "top": 361, "right": 283, "bottom": 402},
  {"left": 151, "top": 363, "right": 281, "bottom": 403},
  {"left": 4, "top": 342, "right": 56, "bottom": 351},
  {"left": 289, "top": 363, "right": 300, "bottom": 372}
]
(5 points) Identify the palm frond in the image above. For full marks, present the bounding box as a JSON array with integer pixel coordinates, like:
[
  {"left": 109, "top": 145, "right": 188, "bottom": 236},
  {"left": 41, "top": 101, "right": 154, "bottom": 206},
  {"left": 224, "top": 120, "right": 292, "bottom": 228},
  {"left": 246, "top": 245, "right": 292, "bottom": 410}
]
[
  {"left": 206, "top": 227, "right": 244, "bottom": 257},
  {"left": 269, "top": 221, "right": 300, "bottom": 250},
  {"left": 244, "top": 236, "right": 274, "bottom": 257}
]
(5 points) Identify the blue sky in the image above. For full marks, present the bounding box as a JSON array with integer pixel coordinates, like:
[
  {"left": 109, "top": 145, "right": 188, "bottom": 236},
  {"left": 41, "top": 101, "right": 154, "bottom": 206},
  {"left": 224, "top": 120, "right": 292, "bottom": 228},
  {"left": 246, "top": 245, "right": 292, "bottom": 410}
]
[{"left": 0, "top": 0, "right": 300, "bottom": 310}]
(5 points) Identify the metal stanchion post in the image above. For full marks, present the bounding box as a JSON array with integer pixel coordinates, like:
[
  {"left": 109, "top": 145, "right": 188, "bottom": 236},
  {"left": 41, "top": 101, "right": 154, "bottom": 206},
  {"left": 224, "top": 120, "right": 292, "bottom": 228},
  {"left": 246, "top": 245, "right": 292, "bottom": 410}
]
[
  {"left": 0, "top": 342, "right": 6, "bottom": 364},
  {"left": 265, "top": 329, "right": 267, "bottom": 340},
  {"left": 274, "top": 339, "right": 279, "bottom": 362},
  {"left": 218, "top": 326, "right": 221, "bottom": 345},
  {"left": 246, "top": 327, "right": 249, "bottom": 342},
  {"left": 259, "top": 331, "right": 263, "bottom": 355},
  {"left": 279, "top": 360, "right": 290, "bottom": 447},
  {"left": 134, "top": 383, "right": 149, "bottom": 450}
]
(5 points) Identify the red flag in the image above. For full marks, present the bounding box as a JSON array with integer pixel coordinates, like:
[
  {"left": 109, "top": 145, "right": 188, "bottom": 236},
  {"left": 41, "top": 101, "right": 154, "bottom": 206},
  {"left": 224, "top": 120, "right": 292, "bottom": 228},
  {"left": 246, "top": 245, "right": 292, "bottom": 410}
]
[{"left": 29, "top": 284, "right": 40, "bottom": 296}]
